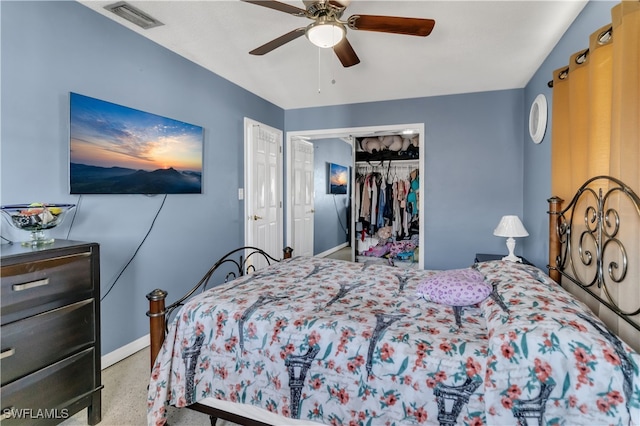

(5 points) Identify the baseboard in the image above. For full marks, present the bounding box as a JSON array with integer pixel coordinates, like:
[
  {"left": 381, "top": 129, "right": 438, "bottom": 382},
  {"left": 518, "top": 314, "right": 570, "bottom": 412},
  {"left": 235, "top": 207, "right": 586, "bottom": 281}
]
[
  {"left": 101, "top": 334, "right": 150, "bottom": 369},
  {"left": 316, "top": 242, "right": 349, "bottom": 258}
]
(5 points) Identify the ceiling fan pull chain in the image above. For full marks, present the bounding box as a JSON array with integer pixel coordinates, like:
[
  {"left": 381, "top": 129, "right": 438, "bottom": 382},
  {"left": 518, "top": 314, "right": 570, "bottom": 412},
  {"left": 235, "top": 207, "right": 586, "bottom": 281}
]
[
  {"left": 330, "top": 45, "right": 336, "bottom": 85},
  {"left": 318, "top": 47, "right": 322, "bottom": 94}
]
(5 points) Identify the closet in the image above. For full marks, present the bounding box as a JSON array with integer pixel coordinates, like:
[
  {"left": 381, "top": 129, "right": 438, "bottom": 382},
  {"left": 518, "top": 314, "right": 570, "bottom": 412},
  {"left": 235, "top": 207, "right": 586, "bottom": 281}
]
[{"left": 353, "top": 134, "right": 420, "bottom": 267}]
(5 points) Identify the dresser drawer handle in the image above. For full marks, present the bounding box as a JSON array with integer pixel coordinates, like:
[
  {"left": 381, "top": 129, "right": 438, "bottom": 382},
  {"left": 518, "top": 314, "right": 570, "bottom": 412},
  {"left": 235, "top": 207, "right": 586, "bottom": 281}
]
[
  {"left": 0, "top": 348, "right": 14, "bottom": 360},
  {"left": 12, "top": 278, "right": 50, "bottom": 291}
]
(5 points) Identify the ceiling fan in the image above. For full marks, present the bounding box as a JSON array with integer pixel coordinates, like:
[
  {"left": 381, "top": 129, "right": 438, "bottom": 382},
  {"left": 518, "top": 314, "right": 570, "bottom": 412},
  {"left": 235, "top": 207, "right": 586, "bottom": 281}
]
[{"left": 241, "top": 0, "right": 435, "bottom": 67}]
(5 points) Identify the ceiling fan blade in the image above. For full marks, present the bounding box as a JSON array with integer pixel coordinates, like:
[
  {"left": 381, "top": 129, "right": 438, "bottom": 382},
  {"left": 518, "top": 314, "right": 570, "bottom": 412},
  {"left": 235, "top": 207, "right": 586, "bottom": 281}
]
[
  {"left": 249, "top": 28, "right": 306, "bottom": 55},
  {"left": 241, "top": 0, "right": 306, "bottom": 17},
  {"left": 347, "top": 15, "right": 435, "bottom": 37},
  {"left": 333, "top": 38, "right": 360, "bottom": 67}
]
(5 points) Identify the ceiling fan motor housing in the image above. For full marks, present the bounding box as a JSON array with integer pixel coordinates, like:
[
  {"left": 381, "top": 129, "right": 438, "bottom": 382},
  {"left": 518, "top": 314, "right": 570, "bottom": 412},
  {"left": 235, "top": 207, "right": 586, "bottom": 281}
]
[{"left": 305, "top": 1, "right": 345, "bottom": 20}]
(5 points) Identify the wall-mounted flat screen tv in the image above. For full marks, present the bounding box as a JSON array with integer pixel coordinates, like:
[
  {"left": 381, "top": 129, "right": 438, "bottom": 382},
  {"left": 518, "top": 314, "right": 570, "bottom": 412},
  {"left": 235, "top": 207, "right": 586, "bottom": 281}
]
[
  {"left": 328, "top": 162, "right": 348, "bottom": 195},
  {"left": 69, "top": 92, "right": 204, "bottom": 194}
]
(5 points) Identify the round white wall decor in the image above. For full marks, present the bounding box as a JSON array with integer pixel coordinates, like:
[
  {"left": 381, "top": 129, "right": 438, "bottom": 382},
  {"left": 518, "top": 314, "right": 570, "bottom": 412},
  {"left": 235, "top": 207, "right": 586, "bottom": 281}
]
[{"left": 529, "top": 94, "right": 547, "bottom": 144}]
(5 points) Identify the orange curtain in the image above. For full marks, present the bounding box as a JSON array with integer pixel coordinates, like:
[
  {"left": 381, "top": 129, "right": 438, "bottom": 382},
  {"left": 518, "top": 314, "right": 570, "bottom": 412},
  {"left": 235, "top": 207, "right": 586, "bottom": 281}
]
[{"left": 551, "top": 1, "right": 640, "bottom": 350}]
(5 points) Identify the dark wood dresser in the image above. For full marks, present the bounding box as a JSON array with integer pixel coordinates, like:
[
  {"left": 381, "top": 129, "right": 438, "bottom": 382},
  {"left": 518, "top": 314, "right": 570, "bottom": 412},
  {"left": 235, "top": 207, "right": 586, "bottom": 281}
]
[{"left": 1, "top": 240, "right": 101, "bottom": 425}]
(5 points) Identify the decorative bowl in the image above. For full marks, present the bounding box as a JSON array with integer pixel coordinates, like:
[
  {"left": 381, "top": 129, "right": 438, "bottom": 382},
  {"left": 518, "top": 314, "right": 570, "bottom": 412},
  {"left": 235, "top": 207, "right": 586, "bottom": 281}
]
[{"left": 1, "top": 203, "right": 76, "bottom": 246}]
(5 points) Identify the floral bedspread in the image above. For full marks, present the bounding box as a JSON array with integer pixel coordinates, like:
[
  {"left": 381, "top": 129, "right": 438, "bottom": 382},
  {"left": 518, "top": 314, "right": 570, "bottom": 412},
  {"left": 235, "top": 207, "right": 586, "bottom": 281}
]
[{"left": 147, "top": 257, "right": 640, "bottom": 425}]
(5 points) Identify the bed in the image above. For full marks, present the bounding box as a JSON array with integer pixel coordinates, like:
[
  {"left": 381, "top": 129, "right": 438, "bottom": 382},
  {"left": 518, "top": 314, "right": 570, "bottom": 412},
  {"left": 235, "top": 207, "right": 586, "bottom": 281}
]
[{"left": 147, "top": 176, "right": 640, "bottom": 426}]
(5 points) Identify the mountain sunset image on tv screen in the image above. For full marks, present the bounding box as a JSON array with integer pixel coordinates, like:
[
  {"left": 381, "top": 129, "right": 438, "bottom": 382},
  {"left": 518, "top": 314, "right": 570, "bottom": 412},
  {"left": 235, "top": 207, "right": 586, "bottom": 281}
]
[{"left": 69, "top": 92, "right": 204, "bottom": 194}]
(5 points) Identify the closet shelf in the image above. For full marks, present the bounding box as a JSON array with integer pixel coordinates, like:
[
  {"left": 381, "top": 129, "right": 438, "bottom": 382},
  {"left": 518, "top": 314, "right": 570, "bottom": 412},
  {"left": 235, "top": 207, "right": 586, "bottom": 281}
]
[{"left": 355, "top": 159, "right": 419, "bottom": 165}]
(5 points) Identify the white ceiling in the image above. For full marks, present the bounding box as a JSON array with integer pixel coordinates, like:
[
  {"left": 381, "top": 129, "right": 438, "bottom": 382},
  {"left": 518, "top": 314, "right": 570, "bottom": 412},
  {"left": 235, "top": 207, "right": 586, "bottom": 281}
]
[{"left": 77, "top": 0, "right": 587, "bottom": 110}]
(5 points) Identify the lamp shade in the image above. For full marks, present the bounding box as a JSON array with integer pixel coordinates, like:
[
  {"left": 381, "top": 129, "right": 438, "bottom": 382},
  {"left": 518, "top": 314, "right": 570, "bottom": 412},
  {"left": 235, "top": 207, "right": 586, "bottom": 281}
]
[
  {"left": 493, "top": 215, "right": 529, "bottom": 238},
  {"left": 306, "top": 21, "right": 345, "bottom": 48}
]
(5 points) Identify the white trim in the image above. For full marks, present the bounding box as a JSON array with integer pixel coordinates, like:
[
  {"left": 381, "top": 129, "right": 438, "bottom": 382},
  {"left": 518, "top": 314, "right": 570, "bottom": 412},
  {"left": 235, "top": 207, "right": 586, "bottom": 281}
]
[
  {"left": 315, "top": 242, "right": 349, "bottom": 258},
  {"left": 101, "top": 334, "right": 149, "bottom": 369},
  {"left": 286, "top": 123, "right": 425, "bottom": 269}
]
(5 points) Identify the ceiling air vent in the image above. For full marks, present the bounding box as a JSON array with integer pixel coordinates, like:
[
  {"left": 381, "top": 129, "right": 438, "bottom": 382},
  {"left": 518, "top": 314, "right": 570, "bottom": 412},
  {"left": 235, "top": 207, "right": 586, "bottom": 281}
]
[{"left": 104, "top": 1, "right": 163, "bottom": 30}]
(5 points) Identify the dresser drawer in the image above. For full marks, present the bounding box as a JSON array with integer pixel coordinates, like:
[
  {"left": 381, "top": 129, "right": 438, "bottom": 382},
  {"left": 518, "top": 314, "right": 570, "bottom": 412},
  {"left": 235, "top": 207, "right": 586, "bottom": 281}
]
[
  {"left": 1, "top": 251, "right": 93, "bottom": 324},
  {"left": 1, "top": 299, "right": 95, "bottom": 386},
  {"left": 0, "top": 348, "right": 97, "bottom": 425}
]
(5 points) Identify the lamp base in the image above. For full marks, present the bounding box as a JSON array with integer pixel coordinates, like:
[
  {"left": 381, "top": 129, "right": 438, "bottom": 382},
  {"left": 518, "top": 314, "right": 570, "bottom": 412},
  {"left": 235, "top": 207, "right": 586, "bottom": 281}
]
[
  {"left": 501, "top": 254, "right": 522, "bottom": 263},
  {"left": 502, "top": 237, "right": 521, "bottom": 262}
]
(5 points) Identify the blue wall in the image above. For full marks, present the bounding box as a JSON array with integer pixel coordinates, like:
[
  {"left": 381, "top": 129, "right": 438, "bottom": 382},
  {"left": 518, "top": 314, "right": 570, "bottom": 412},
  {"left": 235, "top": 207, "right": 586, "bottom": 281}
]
[
  {"left": 0, "top": 1, "right": 283, "bottom": 355},
  {"left": 312, "top": 138, "right": 352, "bottom": 254},
  {"left": 286, "top": 90, "right": 526, "bottom": 270},
  {"left": 0, "top": 0, "right": 618, "bottom": 356}
]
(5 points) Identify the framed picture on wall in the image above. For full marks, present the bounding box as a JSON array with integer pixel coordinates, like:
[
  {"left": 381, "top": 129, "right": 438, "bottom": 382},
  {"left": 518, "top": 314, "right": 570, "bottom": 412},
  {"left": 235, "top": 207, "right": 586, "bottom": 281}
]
[{"left": 328, "top": 162, "right": 348, "bottom": 194}]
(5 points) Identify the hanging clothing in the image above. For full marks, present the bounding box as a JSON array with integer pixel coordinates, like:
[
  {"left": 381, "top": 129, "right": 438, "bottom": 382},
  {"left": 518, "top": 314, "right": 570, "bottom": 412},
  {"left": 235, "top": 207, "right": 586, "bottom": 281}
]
[
  {"left": 355, "top": 162, "right": 419, "bottom": 242},
  {"left": 355, "top": 178, "right": 362, "bottom": 224},
  {"left": 407, "top": 169, "right": 419, "bottom": 216},
  {"left": 403, "top": 179, "right": 410, "bottom": 236},
  {"left": 377, "top": 179, "right": 386, "bottom": 227},
  {"left": 370, "top": 177, "right": 378, "bottom": 227},
  {"left": 361, "top": 175, "right": 371, "bottom": 221},
  {"left": 383, "top": 179, "right": 394, "bottom": 223}
]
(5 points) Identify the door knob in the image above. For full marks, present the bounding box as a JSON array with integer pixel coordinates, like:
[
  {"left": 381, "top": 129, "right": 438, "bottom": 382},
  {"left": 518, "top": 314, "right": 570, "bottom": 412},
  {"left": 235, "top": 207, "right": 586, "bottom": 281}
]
[
  {"left": 253, "top": 215, "right": 263, "bottom": 220},
  {"left": 308, "top": 209, "right": 315, "bottom": 213}
]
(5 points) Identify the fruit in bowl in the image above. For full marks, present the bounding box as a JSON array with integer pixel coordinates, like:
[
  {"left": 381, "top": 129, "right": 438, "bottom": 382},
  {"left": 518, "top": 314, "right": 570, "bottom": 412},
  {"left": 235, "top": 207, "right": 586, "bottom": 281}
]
[{"left": 1, "top": 203, "right": 76, "bottom": 246}]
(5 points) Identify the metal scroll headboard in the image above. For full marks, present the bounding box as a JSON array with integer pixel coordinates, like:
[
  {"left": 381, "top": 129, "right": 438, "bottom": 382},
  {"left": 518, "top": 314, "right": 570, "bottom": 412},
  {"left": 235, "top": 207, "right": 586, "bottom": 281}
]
[
  {"left": 548, "top": 175, "right": 640, "bottom": 332},
  {"left": 145, "top": 246, "right": 287, "bottom": 370}
]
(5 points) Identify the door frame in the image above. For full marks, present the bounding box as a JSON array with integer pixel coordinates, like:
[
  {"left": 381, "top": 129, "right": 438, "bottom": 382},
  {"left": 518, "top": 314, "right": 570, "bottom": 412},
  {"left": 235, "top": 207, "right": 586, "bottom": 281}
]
[
  {"left": 244, "top": 117, "right": 284, "bottom": 256},
  {"left": 286, "top": 123, "right": 424, "bottom": 269}
]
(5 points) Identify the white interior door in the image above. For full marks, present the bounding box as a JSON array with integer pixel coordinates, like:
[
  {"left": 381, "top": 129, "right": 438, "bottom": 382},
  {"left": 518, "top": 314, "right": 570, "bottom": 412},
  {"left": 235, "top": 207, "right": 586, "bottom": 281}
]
[
  {"left": 291, "top": 138, "right": 314, "bottom": 257},
  {"left": 244, "top": 118, "right": 283, "bottom": 268}
]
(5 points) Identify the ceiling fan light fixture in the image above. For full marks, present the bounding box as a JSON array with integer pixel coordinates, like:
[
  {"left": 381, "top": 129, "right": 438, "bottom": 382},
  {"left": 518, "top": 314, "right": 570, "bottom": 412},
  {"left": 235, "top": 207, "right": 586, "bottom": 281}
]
[{"left": 306, "top": 21, "right": 345, "bottom": 48}]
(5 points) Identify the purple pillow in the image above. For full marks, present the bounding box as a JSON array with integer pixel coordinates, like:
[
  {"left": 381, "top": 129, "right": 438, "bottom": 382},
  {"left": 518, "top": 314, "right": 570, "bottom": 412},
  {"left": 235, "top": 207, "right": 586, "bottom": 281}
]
[{"left": 416, "top": 268, "right": 491, "bottom": 306}]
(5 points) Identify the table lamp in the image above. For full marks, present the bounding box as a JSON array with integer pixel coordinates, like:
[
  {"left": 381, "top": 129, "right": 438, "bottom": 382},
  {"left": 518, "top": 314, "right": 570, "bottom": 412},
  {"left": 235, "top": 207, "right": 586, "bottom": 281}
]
[{"left": 493, "top": 215, "right": 529, "bottom": 262}]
